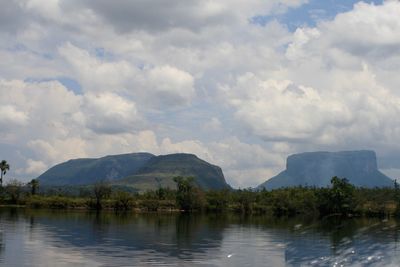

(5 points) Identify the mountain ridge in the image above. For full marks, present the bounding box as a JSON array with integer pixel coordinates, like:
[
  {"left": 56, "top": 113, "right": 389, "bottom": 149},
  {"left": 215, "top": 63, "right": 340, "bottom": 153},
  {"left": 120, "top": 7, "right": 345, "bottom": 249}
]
[
  {"left": 258, "top": 150, "right": 393, "bottom": 190},
  {"left": 37, "top": 152, "right": 231, "bottom": 191}
]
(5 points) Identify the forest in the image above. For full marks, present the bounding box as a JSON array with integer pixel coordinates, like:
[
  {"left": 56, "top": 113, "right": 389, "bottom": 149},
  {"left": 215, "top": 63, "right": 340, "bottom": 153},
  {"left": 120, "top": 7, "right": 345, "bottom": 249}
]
[{"left": 0, "top": 175, "right": 400, "bottom": 218}]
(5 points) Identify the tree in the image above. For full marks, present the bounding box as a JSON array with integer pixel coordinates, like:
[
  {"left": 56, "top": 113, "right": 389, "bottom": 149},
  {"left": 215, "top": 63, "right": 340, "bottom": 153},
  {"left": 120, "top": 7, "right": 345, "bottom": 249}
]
[
  {"left": 173, "top": 176, "right": 204, "bottom": 211},
  {"left": 234, "top": 189, "right": 255, "bottom": 214},
  {"left": 316, "top": 177, "right": 356, "bottom": 216},
  {"left": 394, "top": 179, "right": 400, "bottom": 216},
  {"left": 113, "top": 191, "right": 134, "bottom": 211},
  {"left": 5, "top": 179, "right": 23, "bottom": 204},
  {"left": 92, "top": 183, "right": 112, "bottom": 210},
  {"left": 28, "top": 179, "right": 39, "bottom": 195},
  {"left": 0, "top": 160, "right": 10, "bottom": 187}
]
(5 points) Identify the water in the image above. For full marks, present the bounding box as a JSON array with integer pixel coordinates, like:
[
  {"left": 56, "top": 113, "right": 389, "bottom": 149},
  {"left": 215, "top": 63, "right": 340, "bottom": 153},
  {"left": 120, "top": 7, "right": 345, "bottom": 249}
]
[{"left": 0, "top": 209, "right": 400, "bottom": 267}]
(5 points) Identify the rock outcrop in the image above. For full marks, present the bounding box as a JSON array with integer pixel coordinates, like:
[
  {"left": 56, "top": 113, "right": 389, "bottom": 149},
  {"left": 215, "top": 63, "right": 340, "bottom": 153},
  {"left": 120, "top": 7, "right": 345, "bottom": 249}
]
[
  {"left": 258, "top": 150, "right": 393, "bottom": 189},
  {"left": 38, "top": 152, "right": 155, "bottom": 186},
  {"left": 38, "top": 152, "right": 231, "bottom": 191},
  {"left": 116, "top": 153, "right": 231, "bottom": 191}
]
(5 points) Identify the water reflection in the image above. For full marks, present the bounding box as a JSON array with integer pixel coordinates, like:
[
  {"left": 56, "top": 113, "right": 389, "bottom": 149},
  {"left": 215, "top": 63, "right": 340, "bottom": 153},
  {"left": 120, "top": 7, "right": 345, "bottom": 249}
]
[{"left": 0, "top": 209, "right": 400, "bottom": 266}]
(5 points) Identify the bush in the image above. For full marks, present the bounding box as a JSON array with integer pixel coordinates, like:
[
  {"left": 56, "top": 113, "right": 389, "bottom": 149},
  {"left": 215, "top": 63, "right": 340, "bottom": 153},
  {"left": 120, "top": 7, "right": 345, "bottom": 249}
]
[{"left": 113, "top": 191, "right": 134, "bottom": 211}]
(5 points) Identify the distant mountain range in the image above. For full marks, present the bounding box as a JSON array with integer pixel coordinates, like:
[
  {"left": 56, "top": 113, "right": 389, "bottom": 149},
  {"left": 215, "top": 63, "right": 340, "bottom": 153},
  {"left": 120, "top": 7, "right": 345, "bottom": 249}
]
[
  {"left": 38, "top": 150, "right": 394, "bottom": 191},
  {"left": 37, "top": 153, "right": 231, "bottom": 191},
  {"left": 258, "top": 150, "right": 393, "bottom": 190}
]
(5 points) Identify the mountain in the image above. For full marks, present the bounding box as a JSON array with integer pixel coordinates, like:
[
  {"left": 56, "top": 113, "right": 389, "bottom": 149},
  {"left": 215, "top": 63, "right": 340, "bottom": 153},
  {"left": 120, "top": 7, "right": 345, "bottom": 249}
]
[
  {"left": 38, "top": 152, "right": 231, "bottom": 191},
  {"left": 258, "top": 150, "right": 393, "bottom": 190},
  {"left": 38, "top": 153, "right": 155, "bottom": 186},
  {"left": 115, "top": 153, "right": 231, "bottom": 191}
]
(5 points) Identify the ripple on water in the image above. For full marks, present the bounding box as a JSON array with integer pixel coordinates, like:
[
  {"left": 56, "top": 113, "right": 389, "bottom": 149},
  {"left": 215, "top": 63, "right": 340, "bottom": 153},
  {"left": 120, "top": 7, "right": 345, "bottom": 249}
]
[{"left": 1, "top": 210, "right": 400, "bottom": 266}]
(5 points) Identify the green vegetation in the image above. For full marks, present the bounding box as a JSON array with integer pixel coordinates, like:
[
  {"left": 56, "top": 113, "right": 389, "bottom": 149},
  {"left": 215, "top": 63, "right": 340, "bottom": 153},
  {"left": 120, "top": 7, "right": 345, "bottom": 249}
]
[
  {"left": 38, "top": 153, "right": 155, "bottom": 186},
  {"left": 174, "top": 176, "right": 205, "bottom": 211},
  {"left": 0, "top": 176, "right": 399, "bottom": 218},
  {"left": 259, "top": 150, "right": 393, "bottom": 189},
  {"left": 28, "top": 179, "right": 39, "bottom": 195},
  {"left": 37, "top": 153, "right": 231, "bottom": 191},
  {"left": 0, "top": 160, "right": 10, "bottom": 187},
  {"left": 118, "top": 154, "right": 230, "bottom": 191}
]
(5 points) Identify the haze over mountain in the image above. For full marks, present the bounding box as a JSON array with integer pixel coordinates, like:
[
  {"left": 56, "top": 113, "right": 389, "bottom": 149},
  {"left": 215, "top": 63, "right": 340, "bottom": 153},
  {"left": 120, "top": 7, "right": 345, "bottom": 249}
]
[
  {"left": 37, "top": 153, "right": 155, "bottom": 186},
  {"left": 37, "top": 152, "right": 231, "bottom": 191},
  {"left": 258, "top": 150, "right": 394, "bottom": 190},
  {"left": 116, "top": 153, "right": 230, "bottom": 191}
]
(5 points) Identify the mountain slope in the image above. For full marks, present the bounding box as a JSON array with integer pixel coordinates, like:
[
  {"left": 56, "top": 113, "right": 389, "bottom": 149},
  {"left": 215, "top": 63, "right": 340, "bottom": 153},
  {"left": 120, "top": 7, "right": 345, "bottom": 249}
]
[
  {"left": 115, "top": 153, "right": 231, "bottom": 191},
  {"left": 38, "top": 152, "right": 155, "bottom": 186},
  {"left": 38, "top": 152, "right": 231, "bottom": 191},
  {"left": 258, "top": 150, "right": 393, "bottom": 189}
]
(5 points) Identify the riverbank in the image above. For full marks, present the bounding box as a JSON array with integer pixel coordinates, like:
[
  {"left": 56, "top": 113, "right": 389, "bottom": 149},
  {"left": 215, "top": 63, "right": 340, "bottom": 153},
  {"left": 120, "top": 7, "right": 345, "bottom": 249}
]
[
  {"left": 0, "top": 189, "right": 398, "bottom": 218},
  {"left": 1, "top": 177, "right": 399, "bottom": 217}
]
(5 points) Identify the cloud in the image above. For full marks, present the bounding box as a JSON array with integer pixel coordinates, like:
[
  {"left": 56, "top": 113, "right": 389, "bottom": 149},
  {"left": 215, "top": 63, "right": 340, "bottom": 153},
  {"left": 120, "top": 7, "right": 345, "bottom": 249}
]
[
  {"left": 223, "top": 65, "right": 400, "bottom": 150},
  {"left": 24, "top": 159, "right": 47, "bottom": 175},
  {"left": 0, "top": 105, "right": 28, "bottom": 126},
  {"left": 0, "top": 0, "right": 27, "bottom": 33},
  {"left": 83, "top": 92, "right": 140, "bottom": 134},
  {"left": 2, "top": 0, "right": 400, "bottom": 187},
  {"left": 222, "top": 74, "right": 353, "bottom": 142},
  {"left": 68, "top": 0, "right": 307, "bottom": 33},
  {"left": 58, "top": 43, "right": 136, "bottom": 93},
  {"left": 59, "top": 43, "right": 195, "bottom": 108},
  {"left": 320, "top": 1, "right": 400, "bottom": 58},
  {"left": 145, "top": 65, "right": 195, "bottom": 106}
]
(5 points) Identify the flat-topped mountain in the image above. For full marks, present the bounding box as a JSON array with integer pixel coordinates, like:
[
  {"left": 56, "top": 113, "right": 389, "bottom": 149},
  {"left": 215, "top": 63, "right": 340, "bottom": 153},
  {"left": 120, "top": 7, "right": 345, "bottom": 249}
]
[
  {"left": 116, "top": 153, "right": 230, "bottom": 191},
  {"left": 38, "top": 152, "right": 155, "bottom": 186},
  {"left": 258, "top": 150, "right": 393, "bottom": 190},
  {"left": 38, "top": 152, "right": 231, "bottom": 191}
]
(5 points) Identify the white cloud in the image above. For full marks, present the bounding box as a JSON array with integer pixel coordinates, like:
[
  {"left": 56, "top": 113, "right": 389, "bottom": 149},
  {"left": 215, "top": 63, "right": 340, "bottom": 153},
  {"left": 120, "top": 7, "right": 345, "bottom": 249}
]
[
  {"left": 25, "top": 159, "right": 47, "bottom": 175},
  {"left": 145, "top": 65, "right": 195, "bottom": 106},
  {"left": 28, "top": 138, "right": 88, "bottom": 166},
  {"left": 83, "top": 92, "right": 140, "bottom": 134},
  {"left": 0, "top": 105, "right": 28, "bottom": 126},
  {"left": 2, "top": 0, "right": 400, "bottom": 187},
  {"left": 223, "top": 75, "right": 351, "bottom": 142},
  {"left": 58, "top": 43, "right": 136, "bottom": 92},
  {"left": 67, "top": 0, "right": 307, "bottom": 32}
]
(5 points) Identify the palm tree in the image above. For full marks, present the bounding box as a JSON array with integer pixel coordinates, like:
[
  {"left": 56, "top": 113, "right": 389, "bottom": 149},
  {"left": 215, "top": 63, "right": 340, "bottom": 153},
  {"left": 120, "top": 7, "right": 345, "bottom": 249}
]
[
  {"left": 28, "top": 179, "right": 39, "bottom": 195},
  {"left": 0, "top": 160, "right": 10, "bottom": 187}
]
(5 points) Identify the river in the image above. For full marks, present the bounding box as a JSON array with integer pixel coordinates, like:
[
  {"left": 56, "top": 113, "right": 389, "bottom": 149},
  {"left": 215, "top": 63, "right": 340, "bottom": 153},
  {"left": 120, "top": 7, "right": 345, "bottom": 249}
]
[{"left": 0, "top": 208, "right": 399, "bottom": 266}]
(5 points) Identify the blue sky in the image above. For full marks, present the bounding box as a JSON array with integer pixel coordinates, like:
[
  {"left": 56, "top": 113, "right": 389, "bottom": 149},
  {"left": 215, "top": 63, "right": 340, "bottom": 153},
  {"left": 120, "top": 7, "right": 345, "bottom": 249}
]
[{"left": 253, "top": 0, "right": 384, "bottom": 30}]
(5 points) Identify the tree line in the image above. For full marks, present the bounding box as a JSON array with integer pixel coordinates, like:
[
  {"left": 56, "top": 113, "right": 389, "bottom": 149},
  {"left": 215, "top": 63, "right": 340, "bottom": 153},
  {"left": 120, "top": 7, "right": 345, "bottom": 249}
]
[
  {"left": 2, "top": 159, "right": 400, "bottom": 217},
  {"left": 1, "top": 173, "right": 400, "bottom": 218}
]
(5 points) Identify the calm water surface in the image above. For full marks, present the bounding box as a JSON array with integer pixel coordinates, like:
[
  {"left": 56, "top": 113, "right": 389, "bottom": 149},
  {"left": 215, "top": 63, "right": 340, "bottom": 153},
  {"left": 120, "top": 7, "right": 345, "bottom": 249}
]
[{"left": 0, "top": 208, "right": 400, "bottom": 266}]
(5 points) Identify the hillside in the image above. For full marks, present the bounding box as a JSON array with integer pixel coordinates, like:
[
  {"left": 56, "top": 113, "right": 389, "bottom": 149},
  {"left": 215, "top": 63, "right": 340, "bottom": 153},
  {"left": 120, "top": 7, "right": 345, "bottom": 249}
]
[
  {"left": 115, "top": 153, "right": 231, "bottom": 191},
  {"left": 38, "top": 152, "right": 231, "bottom": 191},
  {"left": 38, "top": 153, "right": 155, "bottom": 186},
  {"left": 258, "top": 150, "right": 393, "bottom": 190}
]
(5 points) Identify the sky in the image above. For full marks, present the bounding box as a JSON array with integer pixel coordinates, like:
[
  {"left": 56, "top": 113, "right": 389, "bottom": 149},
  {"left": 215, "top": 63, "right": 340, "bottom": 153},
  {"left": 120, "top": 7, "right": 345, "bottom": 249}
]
[{"left": 1, "top": 0, "right": 400, "bottom": 188}]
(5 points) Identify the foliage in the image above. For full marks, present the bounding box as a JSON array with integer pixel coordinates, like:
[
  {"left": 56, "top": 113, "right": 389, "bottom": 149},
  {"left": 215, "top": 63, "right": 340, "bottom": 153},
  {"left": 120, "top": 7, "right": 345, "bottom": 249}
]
[
  {"left": 2, "top": 176, "right": 400, "bottom": 218},
  {"left": 0, "top": 160, "right": 10, "bottom": 187},
  {"left": 25, "top": 195, "right": 86, "bottom": 209},
  {"left": 173, "top": 176, "right": 205, "bottom": 211},
  {"left": 28, "top": 179, "right": 39, "bottom": 195},
  {"left": 206, "top": 190, "right": 230, "bottom": 212},
  {"left": 4, "top": 179, "right": 23, "bottom": 204},
  {"left": 113, "top": 191, "right": 134, "bottom": 211},
  {"left": 317, "top": 177, "right": 355, "bottom": 216},
  {"left": 90, "top": 183, "right": 112, "bottom": 210},
  {"left": 232, "top": 189, "right": 255, "bottom": 213}
]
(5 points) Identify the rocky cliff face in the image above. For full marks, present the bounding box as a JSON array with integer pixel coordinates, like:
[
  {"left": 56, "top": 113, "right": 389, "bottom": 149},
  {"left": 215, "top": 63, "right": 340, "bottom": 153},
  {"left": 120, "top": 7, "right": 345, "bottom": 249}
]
[
  {"left": 117, "top": 153, "right": 231, "bottom": 191},
  {"left": 258, "top": 150, "right": 393, "bottom": 189},
  {"left": 38, "top": 152, "right": 231, "bottom": 191},
  {"left": 38, "top": 153, "right": 155, "bottom": 186}
]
